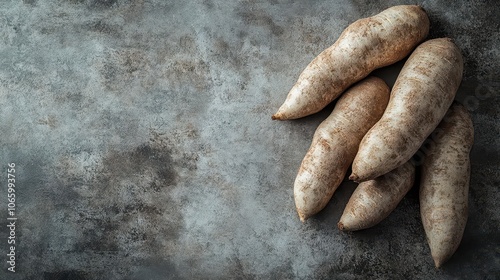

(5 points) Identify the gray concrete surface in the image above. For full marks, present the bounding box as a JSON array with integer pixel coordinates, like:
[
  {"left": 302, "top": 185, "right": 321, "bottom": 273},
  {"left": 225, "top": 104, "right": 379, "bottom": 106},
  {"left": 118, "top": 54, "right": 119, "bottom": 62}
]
[{"left": 0, "top": 0, "right": 498, "bottom": 279}]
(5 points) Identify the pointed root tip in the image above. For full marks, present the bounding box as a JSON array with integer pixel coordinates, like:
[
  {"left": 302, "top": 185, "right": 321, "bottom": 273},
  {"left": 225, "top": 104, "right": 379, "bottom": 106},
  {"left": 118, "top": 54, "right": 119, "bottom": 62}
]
[
  {"left": 349, "top": 173, "right": 360, "bottom": 183},
  {"left": 298, "top": 212, "right": 308, "bottom": 223},
  {"left": 271, "top": 113, "right": 282, "bottom": 120},
  {"left": 433, "top": 258, "right": 444, "bottom": 269},
  {"left": 337, "top": 222, "right": 346, "bottom": 231}
]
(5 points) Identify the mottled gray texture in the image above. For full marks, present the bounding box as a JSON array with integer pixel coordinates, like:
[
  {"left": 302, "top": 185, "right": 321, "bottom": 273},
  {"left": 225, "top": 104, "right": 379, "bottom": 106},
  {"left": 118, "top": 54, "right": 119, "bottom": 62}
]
[{"left": 0, "top": 0, "right": 498, "bottom": 279}]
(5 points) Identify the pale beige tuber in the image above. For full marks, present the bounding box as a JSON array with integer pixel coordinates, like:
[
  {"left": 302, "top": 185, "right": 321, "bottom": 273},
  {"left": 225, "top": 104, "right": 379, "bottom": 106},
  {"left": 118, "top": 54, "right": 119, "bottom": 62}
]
[
  {"left": 350, "top": 38, "right": 464, "bottom": 182},
  {"left": 420, "top": 103, "right": 474, "bottom": 268},
  {"left": 338, "top": 161, "right": 415, "bottom": 231},
  {"left": 272, "top": 5, "right": 429, "bottom": 120},
  {"left": 294, "top": 76, "right": 389, "bottom": 222}
]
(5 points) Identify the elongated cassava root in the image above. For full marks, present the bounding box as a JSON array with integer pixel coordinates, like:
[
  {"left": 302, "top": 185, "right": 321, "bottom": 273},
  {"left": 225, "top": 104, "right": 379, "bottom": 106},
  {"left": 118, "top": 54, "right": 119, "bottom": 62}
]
[
  {"left": 272, "top": 5, "right": 429, "bottom": 120},
  {"left": 420, "top": 103, "right": 474, "bottom": 268},
  {"left": 274, "top": 4, "right": 474, "bottom": 269},
  {"left": 294, "top": 77, "right": 389, "bottom": 221},
  {"left": 350, "top": 38, "right": 464, "bottom": 182},
  {"left": 338, "top": 161, "right": 415, "bottom": 231}
]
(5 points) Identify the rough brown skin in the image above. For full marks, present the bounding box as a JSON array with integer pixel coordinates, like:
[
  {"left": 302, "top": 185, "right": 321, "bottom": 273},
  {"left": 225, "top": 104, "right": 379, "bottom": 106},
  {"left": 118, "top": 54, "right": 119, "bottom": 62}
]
[
  {"left": 420, "top": 103, "right": 474, "bottom": 268},
  {"left": 350, "top": 38, "right": 464, "bottom": 182},
  {"left": 272, "top": 5, "right": 429, "bottom": 120},
  {"left": 294, "top": 77, "right": 389, "bottom": 222},
  {"left": 338, "top": 161, "right": 415, "bottom": 231}
]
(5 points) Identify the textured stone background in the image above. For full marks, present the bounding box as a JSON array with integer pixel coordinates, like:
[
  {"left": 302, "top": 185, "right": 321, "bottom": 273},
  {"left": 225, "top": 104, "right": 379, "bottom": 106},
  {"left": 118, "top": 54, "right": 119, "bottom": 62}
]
[{"left": 0, "top": 0, "right": 498, "bottom": 279}]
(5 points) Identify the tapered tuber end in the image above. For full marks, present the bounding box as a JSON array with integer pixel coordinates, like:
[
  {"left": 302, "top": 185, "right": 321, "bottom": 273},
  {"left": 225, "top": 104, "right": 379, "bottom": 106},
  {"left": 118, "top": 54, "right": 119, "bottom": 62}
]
[
  {"left": 432, "top": 255, "right": 448, "bottom": 268},
  {"left": 434, "top": 258, "right": 442, "bottom": 269},
  {"left": 349, "top": 173, "right": 360, "bottom": 183},
  {"left": 431, "top": 249, "right": 450, "bottom": 268},
  {"left": 338, "top": 222, "right": 346, "bottom": 231},
  {"left": 271, "top": 111, "right": 284, "bottom": 120},
  {"left": 298, "top": 212, "right": 308, "bottom": 223}
]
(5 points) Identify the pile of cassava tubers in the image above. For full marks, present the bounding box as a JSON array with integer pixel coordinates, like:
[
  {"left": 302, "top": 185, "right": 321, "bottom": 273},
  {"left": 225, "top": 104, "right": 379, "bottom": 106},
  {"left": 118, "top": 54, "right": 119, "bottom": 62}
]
[{"left": 272, "top": 5, "right": 474, "bottom": 268}]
